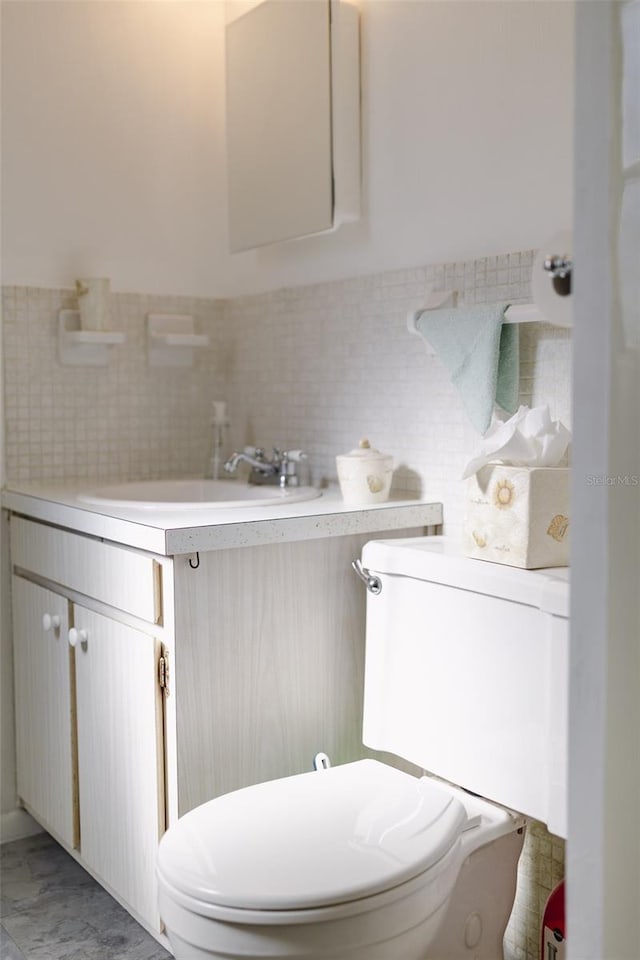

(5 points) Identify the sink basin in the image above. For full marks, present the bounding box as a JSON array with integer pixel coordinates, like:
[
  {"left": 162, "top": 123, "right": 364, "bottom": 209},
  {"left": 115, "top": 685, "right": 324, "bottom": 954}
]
[{"left": 77, "top": 479, "right": 322, "bottom": 510}]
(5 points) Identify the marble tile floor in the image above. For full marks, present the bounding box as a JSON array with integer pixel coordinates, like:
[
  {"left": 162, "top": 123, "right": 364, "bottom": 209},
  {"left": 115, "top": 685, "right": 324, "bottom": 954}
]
[{"left": 0, "top": 833, "right": 172, "bottom": 959}]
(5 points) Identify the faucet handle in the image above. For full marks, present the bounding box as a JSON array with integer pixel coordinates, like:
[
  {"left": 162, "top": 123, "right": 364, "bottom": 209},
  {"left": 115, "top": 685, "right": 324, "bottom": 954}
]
[{"left": 278, "top": 449, "right": 307, "bottom": 488}]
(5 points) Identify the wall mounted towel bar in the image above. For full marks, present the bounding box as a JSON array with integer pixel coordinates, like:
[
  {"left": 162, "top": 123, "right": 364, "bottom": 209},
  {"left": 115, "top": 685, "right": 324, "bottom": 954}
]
[{"left": 407, "top": 296, "right": 543, "bottom": 337}]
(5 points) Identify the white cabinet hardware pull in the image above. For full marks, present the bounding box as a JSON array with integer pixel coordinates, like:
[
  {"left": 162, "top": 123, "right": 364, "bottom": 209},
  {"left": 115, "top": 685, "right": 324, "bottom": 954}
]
[
  {"left": 42, "top": 613, "right": 61, "bottom": 633},
  {"left": 68, "top": 628, "right": 88, "bottom": 649}
]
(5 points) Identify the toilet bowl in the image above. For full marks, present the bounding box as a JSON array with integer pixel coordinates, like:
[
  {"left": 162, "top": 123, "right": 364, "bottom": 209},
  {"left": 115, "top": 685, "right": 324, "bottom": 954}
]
[
  {"left": 157, "top": 760, "right": 525, "bottom": 959},
  {"left": 158, "top": 537, "right": 568, "bottom": 959}
]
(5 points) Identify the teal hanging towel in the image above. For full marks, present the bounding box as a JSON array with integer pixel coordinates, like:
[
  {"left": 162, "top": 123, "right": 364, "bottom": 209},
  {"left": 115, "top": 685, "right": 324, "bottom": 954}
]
[{"left": 414, "top": 303, "right": 519, "bottom": 435}]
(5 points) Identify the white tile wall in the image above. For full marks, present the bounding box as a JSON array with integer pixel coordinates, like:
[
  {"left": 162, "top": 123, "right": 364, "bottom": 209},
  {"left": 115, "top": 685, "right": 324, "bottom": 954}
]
[
  {"left": 1, "top": 248, "right": 570, "bottom": 959},
  {"left": 2, "top": 287, "right": 226, "bottom": 482},
  {"left": 223, "top": 250, "right": 572, "bottom": 535}
]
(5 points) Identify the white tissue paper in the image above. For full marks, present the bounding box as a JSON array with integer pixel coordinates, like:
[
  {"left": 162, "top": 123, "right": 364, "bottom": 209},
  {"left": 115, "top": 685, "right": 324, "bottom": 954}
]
[
  {"left": 462, "top": 405, "right": 571, "bottom": 480},
  {"left": 462, "top": 406, "right": 571, "bottom": 569}
]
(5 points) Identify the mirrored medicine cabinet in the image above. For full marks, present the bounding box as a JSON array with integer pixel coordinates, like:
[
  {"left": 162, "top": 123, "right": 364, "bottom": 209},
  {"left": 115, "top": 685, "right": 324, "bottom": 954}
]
[{"left": 225, "top": 0, "right": 360, "bottom": 253}]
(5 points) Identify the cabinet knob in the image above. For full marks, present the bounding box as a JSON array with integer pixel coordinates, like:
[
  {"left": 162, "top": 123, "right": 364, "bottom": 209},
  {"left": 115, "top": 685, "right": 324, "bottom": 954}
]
[
  {"left": 68, "top": 628, "right": 88, "bottom": 649},
  {"left": 42, "top": 613, "right": 61, "bottom": 633}
]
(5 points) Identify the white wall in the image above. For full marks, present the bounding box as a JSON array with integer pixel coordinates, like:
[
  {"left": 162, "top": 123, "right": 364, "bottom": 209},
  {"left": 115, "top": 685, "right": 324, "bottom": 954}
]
[
  {"left": 2, "top": 1, "right": 574, "bottom": 298},
  {"left": 227, "top": 0, "right": 575, "bottom": 296},
  {"left": 1, "top": 0, "right": 226, "bottom": 297}
]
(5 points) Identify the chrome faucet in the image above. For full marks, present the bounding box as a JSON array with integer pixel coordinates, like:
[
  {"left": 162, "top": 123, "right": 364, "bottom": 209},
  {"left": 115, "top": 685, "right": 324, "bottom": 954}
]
[{"left": 223, "top": 447, "right": 307, "bottom": 488}]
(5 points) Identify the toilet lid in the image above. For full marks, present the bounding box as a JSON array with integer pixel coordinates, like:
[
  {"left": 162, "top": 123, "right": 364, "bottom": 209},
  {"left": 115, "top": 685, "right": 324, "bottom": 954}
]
[{"left": 157, "top": 760, "right": 468, "bottom": 911}]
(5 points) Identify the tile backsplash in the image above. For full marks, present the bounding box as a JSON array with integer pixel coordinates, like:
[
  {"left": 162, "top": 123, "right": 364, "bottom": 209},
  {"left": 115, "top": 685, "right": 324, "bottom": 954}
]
[
  {"left": 2, "top": 287, "right": 226, "bottom": 483},
  {"left": 1, "top": 249, "right": 570, "bottom": 960},
  {"left": 2, "top": 251, "right": 572, "bottom": 538},
  {"left": 223, "top": 251, "right": 572, "bottom": 534}
]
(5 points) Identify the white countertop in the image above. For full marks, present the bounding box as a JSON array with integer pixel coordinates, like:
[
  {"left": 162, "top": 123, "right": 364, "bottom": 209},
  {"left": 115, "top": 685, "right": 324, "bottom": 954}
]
[{"left": 1, "top": 481, "right": 443, "bottom": 556}]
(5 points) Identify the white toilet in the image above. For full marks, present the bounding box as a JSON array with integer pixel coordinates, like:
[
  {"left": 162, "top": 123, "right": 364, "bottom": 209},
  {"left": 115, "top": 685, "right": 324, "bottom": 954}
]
[{"left": 157, "top": 536, "right": 569, "bottom": 960}]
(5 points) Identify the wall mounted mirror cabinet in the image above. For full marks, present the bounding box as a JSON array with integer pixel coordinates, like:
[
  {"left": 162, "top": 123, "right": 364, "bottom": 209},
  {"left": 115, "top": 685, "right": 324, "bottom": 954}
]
[{"left": 225, "top": 0, "right": 360, "bottom": 252}]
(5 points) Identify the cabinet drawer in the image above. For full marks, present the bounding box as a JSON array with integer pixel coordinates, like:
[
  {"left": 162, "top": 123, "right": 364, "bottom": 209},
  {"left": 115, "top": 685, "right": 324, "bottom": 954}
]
[{"left": 11, "top": 517, "right": 162, "bottom": 624}]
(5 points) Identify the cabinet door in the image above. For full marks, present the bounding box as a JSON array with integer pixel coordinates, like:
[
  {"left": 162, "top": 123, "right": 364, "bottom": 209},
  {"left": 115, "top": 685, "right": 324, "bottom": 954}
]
[
  {"left": 12, "top": 576, "right": 77, "bottom": 848},
  {"left": 73, "top": 607, "right": 164, "bottom": 931}
]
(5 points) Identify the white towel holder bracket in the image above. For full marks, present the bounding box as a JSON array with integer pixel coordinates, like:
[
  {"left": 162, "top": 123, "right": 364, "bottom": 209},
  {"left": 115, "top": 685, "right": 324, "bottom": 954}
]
[{"left": 407, "top": 294, "right": 552, "bottom": 353}]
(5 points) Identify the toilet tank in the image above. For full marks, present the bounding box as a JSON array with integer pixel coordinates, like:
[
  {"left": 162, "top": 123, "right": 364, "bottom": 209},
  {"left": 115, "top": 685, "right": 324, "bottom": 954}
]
[{"left": 361, "top": 536, "right": 569, "bottom": 838}]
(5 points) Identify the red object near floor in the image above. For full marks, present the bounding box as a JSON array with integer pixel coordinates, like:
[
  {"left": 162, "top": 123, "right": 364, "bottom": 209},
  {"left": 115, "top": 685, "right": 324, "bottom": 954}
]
[{"left": 541, "top": 880, "right": 565, "bottom": 960}]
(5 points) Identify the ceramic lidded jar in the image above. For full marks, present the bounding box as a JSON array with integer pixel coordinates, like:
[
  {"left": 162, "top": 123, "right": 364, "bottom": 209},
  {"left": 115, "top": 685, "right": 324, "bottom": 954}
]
[{"left": 336, "top": 439, "right": 394, "bottom": 505}]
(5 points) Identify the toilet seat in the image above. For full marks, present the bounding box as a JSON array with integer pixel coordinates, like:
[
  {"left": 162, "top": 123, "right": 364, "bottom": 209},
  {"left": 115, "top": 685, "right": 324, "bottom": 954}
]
[{"left": 157, "top": 760, "right": 469, "bottom": 915}]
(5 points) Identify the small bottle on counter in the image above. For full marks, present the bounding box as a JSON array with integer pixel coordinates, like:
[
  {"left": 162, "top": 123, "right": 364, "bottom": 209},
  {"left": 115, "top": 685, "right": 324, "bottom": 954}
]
[{"left": 207, "top": 401, "right": 230, "bottom": 480}]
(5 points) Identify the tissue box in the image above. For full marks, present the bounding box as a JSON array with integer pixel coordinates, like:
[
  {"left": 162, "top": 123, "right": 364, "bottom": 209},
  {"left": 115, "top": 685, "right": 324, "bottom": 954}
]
[{"left": 463, "top": 465, "right": 570, "bottom": 569}]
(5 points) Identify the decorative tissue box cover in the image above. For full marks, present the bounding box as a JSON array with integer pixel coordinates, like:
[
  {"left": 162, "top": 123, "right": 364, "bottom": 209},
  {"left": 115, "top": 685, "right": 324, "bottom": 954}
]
[{"left": 463, "top": 465, "right": 570, "bottom": 569}]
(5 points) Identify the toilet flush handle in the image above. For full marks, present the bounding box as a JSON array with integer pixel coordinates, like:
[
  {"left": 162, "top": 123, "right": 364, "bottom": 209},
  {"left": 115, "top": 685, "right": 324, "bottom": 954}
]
[{"left": 351, "top": 559, "right": 382, "bottom": 595}]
